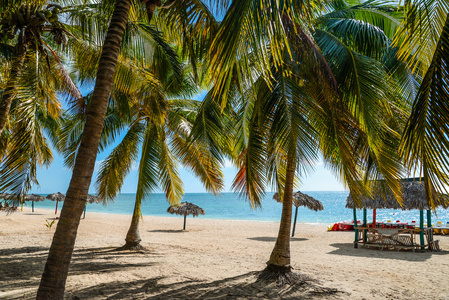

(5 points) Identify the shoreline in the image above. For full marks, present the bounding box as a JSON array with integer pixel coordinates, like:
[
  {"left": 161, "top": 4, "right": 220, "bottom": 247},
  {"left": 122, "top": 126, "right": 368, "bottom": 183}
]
[
  {"left": 1, "top": 207, "right": 449, "bottom": 299},
  {"left": 3, "top": 206, "right": 336, "bottom": 225}
]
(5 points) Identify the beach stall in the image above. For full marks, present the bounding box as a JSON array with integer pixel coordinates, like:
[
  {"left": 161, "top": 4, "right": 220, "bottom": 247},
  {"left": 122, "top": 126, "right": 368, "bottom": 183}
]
[
  {"left": 346, "top": 179, "right": 447, "bottom": 252},
  {"left": 273, "top": 191, "right": 324, "bottom": 237}
]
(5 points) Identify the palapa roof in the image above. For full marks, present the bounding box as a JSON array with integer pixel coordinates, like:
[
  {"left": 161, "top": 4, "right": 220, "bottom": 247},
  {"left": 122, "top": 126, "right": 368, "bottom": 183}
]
[
  {"left": 0, "top": 193, "right": 45, "bottom": 202},
  {"left": 167, "top": 202, "right": 205, "bottom": 217},
  {"left": 25, "top": 194, "right": 45, "bottom": 202},
  {"left": 273, "top": 191, "right": 324, "bottom": 211},
  {"left": 46, "top": 192, "right": 100, "bottom": 204},
  {"left": 46, "top": 192, "right": 66, "bottom": 202},
  {"left": 87, "top": 194, "right": 100, "bottom": 204},
  {"left": 346, "top": 180, "right": 449, "bottom": 210}
]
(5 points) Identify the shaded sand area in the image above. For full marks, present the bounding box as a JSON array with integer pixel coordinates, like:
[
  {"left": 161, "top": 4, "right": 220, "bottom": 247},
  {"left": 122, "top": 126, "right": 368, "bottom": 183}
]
[{"left": 1, "top": 208, "right": 449, "bottom": 299}]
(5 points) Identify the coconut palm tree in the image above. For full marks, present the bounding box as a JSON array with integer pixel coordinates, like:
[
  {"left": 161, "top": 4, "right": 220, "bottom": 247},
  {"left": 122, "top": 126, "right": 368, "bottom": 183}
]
[
  {"left": 0, "top": 1, "right": 76, "bottom": 134},
  {"left": 59, "top": 21, "right": 223, "bottom": 250},
  {"left": 205, "top": 0, "right": 413, "bottom": 283},
  {"left": 37, "top": 0, "right": 223, "bottom": 296},
  {"left": 97, "top": 98, "right": 224, "bottom": 250},
  {"left": 0, "top": 51, "right": 66, "bottom": 200},
  {"left": 36, "top": 0, "right": 134, "bottom": 296}
]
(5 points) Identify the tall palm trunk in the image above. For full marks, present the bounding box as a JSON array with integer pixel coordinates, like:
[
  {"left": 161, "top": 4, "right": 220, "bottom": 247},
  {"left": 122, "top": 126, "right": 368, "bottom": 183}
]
[
  {"left": 36, "top": 0, "right": 132, "bottom": 298},
  {"left": 122, "top": 197, "right": 143, "bottom": 250},
  {"left": 267, "top": 146, "right": 296, "bottom": 270},
  {"left": 0, "top": 46, "right": 27, "bottom": 134}
]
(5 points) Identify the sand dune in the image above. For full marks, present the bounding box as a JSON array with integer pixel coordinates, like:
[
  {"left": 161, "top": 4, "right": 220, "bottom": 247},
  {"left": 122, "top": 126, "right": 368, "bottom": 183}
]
[{"left": 1, "top": 207, "right": 448, "bottom": 299}]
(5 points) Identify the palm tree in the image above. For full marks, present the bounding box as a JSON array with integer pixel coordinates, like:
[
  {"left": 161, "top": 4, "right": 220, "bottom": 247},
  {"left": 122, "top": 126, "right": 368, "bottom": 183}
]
[
  {"left": 37, "top": 0, "right": 222, "bottom": 296},
  {"left": 97, "top": 98, "right": 224, "bottom": 250},
  {"left": 395, "top": 1, "right": 449, "bottom": 207},
  {"left": 0, "top": 51, "right": 67, "bottom": 200},
  {"left": 59, "top": 22, "right": 223, "bottom": 250},
  {"left": 206, "top": 0, "right": 412, "bottom": 283},
  {"left": 0, "top": 1, "right": 74, "bottom": 134},
  {"left": 36, "top": 0, "right": 134, "bottom": 297}
]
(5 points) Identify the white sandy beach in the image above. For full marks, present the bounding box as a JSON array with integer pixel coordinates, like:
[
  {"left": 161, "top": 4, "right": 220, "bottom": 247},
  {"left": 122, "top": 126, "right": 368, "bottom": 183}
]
[{"left": 1, "top": 207, "right": 449, "bottom": 299}]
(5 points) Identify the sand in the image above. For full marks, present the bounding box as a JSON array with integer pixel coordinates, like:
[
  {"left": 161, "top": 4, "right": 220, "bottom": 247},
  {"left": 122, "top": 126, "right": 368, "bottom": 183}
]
[{"left": 1, "top": 207, "right": 449, "bottom": 299}]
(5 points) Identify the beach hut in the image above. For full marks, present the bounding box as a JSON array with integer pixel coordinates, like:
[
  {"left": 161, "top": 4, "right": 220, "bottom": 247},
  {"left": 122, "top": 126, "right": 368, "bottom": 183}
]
[
  {"left": 167, "top": 202, "right": 205, "bottom": 230},
  {"left": 273, "top": 191, "right": 324, "bottom": 237},
  {"left": 346, "top": 178, "right": 448, "bottom": 250}
]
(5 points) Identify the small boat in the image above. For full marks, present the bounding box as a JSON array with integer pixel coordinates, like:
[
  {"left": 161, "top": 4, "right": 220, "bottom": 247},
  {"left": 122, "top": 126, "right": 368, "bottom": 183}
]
[
  {"left": 443, "top": 222, "right": 449, "bottom": 235},
  {"left": 434, "top": 221, "right": 443, "bottom": 234}
]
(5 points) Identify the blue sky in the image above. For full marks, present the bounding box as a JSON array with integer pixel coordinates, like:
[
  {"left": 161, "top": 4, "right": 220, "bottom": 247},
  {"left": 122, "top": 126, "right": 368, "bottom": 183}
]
[
  {"left": 30, "top": 86, "right": 346, "bottom": 195},
  {"left": 30, "top": 151, "right": 346, "bottom": 194}
]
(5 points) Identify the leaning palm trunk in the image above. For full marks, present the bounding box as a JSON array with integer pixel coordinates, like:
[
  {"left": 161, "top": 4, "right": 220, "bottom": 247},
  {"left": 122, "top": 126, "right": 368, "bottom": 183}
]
[
  {"left": 261, "top": 147, "right": 296, "bottom": 284},
  {"left": 36, "top": 0, "right": 132, "bottom": 298},
  {"left": 121, "top": 198, "right": 144, "bottom": 250},
  {"left": 0, "top": 46, "right": 27, "bottom": 134}
]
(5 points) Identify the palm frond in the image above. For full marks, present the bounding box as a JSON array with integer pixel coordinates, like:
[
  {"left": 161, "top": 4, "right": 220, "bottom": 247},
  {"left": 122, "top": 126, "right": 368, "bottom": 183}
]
[{"left": 400, "top": 17, "right": 449, "bottom": 207}]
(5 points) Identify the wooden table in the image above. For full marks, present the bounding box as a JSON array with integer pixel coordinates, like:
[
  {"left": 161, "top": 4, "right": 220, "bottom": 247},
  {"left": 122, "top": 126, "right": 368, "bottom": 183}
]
[{"left": 354, "top": 226, "right": 439, "bottom": 252}]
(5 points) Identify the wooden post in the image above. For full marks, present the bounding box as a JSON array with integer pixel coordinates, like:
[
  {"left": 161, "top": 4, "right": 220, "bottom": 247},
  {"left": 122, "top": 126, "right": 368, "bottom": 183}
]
[
  {"left": 54, "top": 200, "right": 59, "bottom": 215},
  {"left": 420, "top": 210, "right": 425, "bottom": 251},
  {"left": 83, "top": 205, "right": 86, "bottom": 219},
  {"left": 183, "top": 214, "right": 187, "bottom": 230},
  {"left": 32, "top": 201, "right": 34, "bottom": 213},
  {"left": 353, "top": 208, "right": 358, "bottom": 248},
  {"left": 427, "top": 209, "right": 433, "bottom": 250},
  {"left": 292, "top": 206, "right": 299, "bottom": 237},
  {"left": 363, "top": 208, "right": 367, "bottom": 243}
]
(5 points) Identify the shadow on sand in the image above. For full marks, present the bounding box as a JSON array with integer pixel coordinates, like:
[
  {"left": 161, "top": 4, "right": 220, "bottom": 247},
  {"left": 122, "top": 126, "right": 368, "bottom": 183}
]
[
  {"left": 69, "top": 271, "right": 343, "bottom": 299},
  {"left": 248, "top": 236, "right": 308, "bottom": 242},
  {"left": 148, "top": 229, "right": 184, "bottom": 233},
  {"left": 0, "top": 245, "right": 344, "bottom": 299},
  {"left": 0, "top": 246, "right": 158, "bottom": 299},
  {"left": 328, "top": 242, "right": 449, "bottom": 262}
]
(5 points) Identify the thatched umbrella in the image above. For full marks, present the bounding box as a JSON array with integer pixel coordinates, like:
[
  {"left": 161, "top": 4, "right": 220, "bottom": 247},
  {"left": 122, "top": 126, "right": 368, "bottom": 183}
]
[
  {"left": 167, "top": 202, "right": 205, "bottom": 230},
  {"left": 83, "top": 195, "right": 100, "bottom": 219},
  {"left": 273, "top": 191, "right": 324, "bottom": 237},
  {"left": 46, "top": 192, "right": 65, "bottom": 214},
  {"left": 0, "top": 193, "right": 21, "bottom": 211},
  {"left": 24, "top": 194, "right": 45, "bottom": 212}
]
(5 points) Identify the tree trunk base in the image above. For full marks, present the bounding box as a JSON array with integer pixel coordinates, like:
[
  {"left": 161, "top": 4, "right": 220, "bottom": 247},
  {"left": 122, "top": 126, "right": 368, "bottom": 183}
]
[
  {"left": 116, "top": 243, "right": 147, "bottom": 251},
  {"left": 258, "top": 264, "right": 305, "bottom": 287}
]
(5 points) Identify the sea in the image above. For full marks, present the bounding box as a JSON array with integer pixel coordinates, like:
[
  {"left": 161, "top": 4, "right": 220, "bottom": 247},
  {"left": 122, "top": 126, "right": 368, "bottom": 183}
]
[{"left": 23, "top": 191, "right": 449, "bottom": 225}]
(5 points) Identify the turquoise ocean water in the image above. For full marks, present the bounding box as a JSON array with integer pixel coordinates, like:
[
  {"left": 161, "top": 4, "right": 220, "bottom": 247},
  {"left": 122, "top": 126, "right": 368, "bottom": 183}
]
[{"left": 25, "top": 191, "right": 449, "bottom": 224}]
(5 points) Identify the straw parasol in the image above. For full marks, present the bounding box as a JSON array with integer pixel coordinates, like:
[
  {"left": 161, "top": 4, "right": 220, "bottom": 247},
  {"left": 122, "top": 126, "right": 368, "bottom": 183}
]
[
  {"left": 273, "top": 191, "right": 324, "bottom": 237},
  {"left": 46, "top": 192, "right": 100, "bottom": 216},
  {"left": 46, "top": 192, "right": 66, "bottom": 214},
  {"left": 87, "top": 194, "right": 100, "bottom": 204},
  {"left": 24, "top": 194, "right": 45, "bottom": 212},
  {"left": 167, "top": 202, "right": 205, "bottom": 230},
  {"left": 345, "top": 181, "right": 449, "bottom": 210}
]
